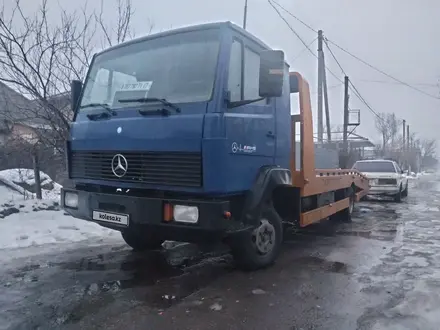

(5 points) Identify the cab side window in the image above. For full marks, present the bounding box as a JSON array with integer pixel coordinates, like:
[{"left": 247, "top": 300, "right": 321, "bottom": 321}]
[
  {"left": 244, "top": 47, "right": 266, "bottom": 105},
  {"left": 227, "top": 38, "right": 267, "bottom": 106},
  {"left": 228, "top": 39, "right": 242, "bottom": 102}
]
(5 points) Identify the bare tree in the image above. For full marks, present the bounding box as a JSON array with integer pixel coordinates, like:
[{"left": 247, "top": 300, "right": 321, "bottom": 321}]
[
  {"left": 0, "top": 0, "right": 142, "bottom": 150},
  {"left": 0, "top": 0, "right": 147, "bottom": 197},
  {"left": 420, "top": 138, "right": 437, "bottom": 158},
  {"left": 374, "top": 112, "right": 402, "bottom": 154},
  {"left": 375, "top": 113, "right": 389, "bottom": 153},
  {"left": 388, "top": 113, "right": 399, "bottom": 148}
]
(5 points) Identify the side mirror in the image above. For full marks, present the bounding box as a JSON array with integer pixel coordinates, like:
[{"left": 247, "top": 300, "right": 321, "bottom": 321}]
[
  {"left": 259, "top": 50, "right": 285, "bottom": 98},
  {"left": 289, "top": 73, "right": 299, "bottom": 94},
  {"left": 71, "top": 80, "right": 83, "bottom": 113}
]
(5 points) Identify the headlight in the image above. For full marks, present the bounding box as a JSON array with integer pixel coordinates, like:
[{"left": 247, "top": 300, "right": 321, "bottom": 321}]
[
  {"left": 173, "top": 205, "right": 199, "bottom": 223},
  {"left": 64, "top": 191, "right": 79, "bottom": 208}
]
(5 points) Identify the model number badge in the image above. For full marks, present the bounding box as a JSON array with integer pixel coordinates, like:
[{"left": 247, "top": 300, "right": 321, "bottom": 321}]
[{"left": 231, "top": 142, "right": 256, "bottom": 154}]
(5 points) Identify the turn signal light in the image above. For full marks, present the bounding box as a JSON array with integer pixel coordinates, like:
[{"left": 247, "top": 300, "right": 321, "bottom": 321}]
[
  {"left": 223, "top": 211, "right": 231, "bottom": 219},
  {"left": 163, "top": 203, "right": 173, "bottom": 222}
]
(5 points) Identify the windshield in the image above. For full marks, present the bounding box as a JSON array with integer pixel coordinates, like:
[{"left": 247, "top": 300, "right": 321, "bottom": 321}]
[
  {"left": 80, "top": 29, "right": 220, "bottom": 109},
  {"left": 353, "top": 161, "right": 396, "bottom": 173}
]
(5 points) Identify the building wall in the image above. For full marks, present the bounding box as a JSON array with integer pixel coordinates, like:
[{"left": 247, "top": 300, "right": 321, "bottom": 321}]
[
  {"left": 294, "top": 142, "right": 340, "bottom": 170},
  {"left": 9, "top": 124, "right": 39, "bottom": 144}
]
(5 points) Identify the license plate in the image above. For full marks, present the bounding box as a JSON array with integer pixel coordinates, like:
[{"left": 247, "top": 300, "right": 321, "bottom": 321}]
[{"left": 92, "top": 211, "right": 129, "bottom": 226}]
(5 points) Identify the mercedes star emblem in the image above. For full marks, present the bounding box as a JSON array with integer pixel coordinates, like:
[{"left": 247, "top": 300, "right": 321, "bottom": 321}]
[
  {"left": 111, "top": 154, "right": 128, "bottom": 177},
  {"left": 231, "top": 142, "right": 238, "bottom": 153}
]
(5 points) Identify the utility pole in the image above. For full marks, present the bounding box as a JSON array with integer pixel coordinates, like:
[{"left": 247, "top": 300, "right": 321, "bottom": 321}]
[
  {"left": 406, "top": 124, "right": 411, "bottom": 172},
  {"left": 342, "top": 76, "right": 349, "bottom": 168},
  {"left": 243, "top": 0, "right": 248, "bottom": 29},
  {"left": 317, "top": 30, "right": 324, "bottom": 143},
  {"left": 322, "top": 48, "right": 331, "bottom": 142},
  {"left": 402, "top": 120, "right": 406, "bottom": 147},
  {"left": 402, "top": 119, "right": 406, "bottom": 168}
]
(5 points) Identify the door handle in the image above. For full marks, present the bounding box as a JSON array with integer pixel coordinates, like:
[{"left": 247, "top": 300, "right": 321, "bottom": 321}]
[{"left": 267, "top": 131, "right": 275, "bottom": 138}]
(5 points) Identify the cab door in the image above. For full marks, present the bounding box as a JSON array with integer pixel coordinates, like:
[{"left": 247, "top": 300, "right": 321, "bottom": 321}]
[
  {"left": 222, "top": 34, "right": 276, "bottom": 192},
  {"left": 224, "top": 37, "right": 276, "bottom": 159}
]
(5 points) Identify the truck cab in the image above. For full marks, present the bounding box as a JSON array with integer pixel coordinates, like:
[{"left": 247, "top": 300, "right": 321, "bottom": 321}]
[{"left": 68, "top": 22, "right": 291, "bottom": 194}]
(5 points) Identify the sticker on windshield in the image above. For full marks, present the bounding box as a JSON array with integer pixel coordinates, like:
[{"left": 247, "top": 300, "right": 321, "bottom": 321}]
[
  {"left": 112, "top": 81, "right": 153, "bottom": 106},
  {"left": 119, "top": 81, "right": 153, "bottom": 92}
]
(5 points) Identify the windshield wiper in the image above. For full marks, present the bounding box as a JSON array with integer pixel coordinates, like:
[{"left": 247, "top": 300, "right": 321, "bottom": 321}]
[
  {"left": 118, "top": 98, "right": 180, "bottom": 112},
  {"left": 80, "top": 103, "right": 116, "bottom": 116}
]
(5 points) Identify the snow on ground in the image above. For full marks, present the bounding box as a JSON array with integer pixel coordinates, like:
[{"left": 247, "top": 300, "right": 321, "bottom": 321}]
[
  {"left": 0, "top": 168, "right": 122, "bottom": 255},
  {"left": 0, "top": 205, "right": 121, "bottom": 250},
  {"left": 0, "top": 168, "right": 62, "bottom": 200}
]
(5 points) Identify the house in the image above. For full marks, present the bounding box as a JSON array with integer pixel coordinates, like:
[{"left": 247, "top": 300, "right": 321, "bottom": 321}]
[
  {"left": 0, "top": 82, "right": 71, "bottom": 147},
  {"left": 0, "top": 82, "right": 48, "bottom": 145}
]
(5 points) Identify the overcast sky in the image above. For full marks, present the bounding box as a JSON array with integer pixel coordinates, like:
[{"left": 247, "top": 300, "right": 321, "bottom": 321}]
[{"left": 10, "top": 0, "right": 440, "bottom": 145}]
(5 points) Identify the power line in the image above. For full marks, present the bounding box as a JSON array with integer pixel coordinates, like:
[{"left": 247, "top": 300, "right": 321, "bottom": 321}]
[
  {"left": 267, "top": 1, "right": 316, "bottom": 58},
  {"left": 270, "top": 0, "right": 440, "bottom": 101},
  {"left": 326, "top": 39, "right": 440, "bottom": 100},
  {"left": 268, "top": 1, "right": 344, "bottom": 86},
  {"left": 269, "top": 0, "right": 318, "bottom": 33},
  {"left": 291, "top": 37, "right": 317, "bottom": 62},
  {"left": 311, "top": 83, "right": 343, "bottom": 94},
  {"left": 358, "top": 79, "right": 438, "bottom": 87},
  {"left": 324, "top": 39, "right": 347, "bottom": 76},
  {"left": 268, "top": 0, "right": 386, "bottom": 125},
  {"left": 323, "top": 37, "right": 384, "bottom": 122},
  {"left": 348, "top": 80, "right": 381, "bottom": 119}
]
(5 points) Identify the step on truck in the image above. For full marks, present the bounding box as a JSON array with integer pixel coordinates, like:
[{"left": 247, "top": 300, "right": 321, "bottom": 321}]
[{"left": 62, "top": 21, "right": 369, "bottom": 270}]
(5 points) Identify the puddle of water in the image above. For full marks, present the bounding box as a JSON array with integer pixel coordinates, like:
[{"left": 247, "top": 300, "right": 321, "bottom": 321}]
[
  {"left": 295, "top": 256, "right": 349, "bottom": 274},
  {"left": 337, "top": 230, "right": 372, "bottom": 239},
  {"left": 51, "top": 243, "right": 233, "bottom": 326},
  {"left": 62, "top": 254, "right": 233, "bottom": 326}
]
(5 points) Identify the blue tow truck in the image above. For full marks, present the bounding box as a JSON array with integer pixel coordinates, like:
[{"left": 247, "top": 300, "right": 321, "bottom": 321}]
[{"left": 62, "top": 21, "right": 368, "bottom": 270}]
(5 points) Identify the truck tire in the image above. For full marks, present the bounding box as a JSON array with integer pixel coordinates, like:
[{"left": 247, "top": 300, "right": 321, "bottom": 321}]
[
  {"left": 330, "top": 189, "right": 354, "bottom": 223},
  {"left": 230, "top": 207, "right": 283, "bottom": 271},
  {"left": 121, "top": 229, "right": 164, "bottom": 251},
  {"left": 339, "top": 194, "right": 354, "bottom": 223},
  {"left": 394, "top": 187, "right": 402, "bottom": 203}
]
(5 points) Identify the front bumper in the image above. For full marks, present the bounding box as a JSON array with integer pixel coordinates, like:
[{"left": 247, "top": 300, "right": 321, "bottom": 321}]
[
  {"left": 368, "top": 185, "right": 400, "bottom": 196},
  {"left": 61, "top": 188, "right": 250, "bottom": 242}
]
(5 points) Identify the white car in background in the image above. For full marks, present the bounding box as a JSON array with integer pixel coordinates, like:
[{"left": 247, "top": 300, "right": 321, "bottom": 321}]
[{"left": 352, "top": 159, "right": 408, "bottom": 202}]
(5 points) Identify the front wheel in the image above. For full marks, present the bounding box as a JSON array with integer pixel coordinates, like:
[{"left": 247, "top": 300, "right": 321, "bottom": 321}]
[
  {"left": 121, "top": 229, "right": 164, "bottom": 251},
  {"left": 230, "top": 207, "right": 283, "bottom": 271},
  {"left": 394, "top": 187, "right": 402, "bottom": 203}
]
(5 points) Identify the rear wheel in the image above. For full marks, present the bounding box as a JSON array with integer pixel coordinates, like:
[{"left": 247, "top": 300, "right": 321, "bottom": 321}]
[
  {"left": 121, "top": 229, "right": 165, "bottom": 251},
  {"left": 340, "top": 194, "right": 354, "bottom": 223},
  {"left": 330, "top": 188, "right": 354, "bottom": 223},
  {"left": 230, "top": 207, "right": 283, "bottom": 271},
  {"left": 402, "top": 183, "right": 408, "bottom": 197}
]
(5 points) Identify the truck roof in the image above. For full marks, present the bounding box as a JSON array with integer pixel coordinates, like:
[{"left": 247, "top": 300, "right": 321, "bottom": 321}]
[{"left": 96, "top": 21, "right": 274, "bottom": 57}]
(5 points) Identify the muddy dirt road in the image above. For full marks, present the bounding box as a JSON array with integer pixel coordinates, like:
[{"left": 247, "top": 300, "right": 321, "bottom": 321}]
[{"left": 1, "top": 175, "right": 439, "bottom": 330}]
